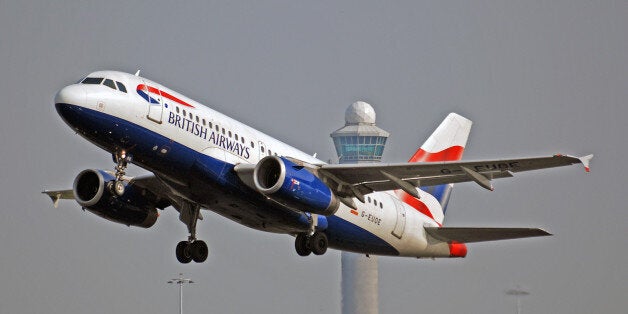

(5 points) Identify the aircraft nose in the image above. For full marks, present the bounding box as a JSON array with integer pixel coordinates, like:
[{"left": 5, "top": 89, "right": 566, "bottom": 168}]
[{"left": 54, "top": 85, "right": 86, "bottom": 105}]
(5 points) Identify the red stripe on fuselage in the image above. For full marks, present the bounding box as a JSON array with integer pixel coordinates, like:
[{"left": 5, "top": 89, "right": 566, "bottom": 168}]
[
  {"left": 137, "top": 84, "right": 195, "bottom": 108},
  {"left": 395, "top": 190, "right": 436, "bottom": 221},
  {"left": 408, "top": 146, "right": 465, "bottom": 162}
]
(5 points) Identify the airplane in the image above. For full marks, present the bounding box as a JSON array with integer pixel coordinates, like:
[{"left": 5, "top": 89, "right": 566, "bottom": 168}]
[{"left": 44, "top": 70, "right": 593, "bottom": 264}]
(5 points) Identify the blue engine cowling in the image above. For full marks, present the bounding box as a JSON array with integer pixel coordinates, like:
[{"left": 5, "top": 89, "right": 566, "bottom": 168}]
[
  {"left": 253, "top": 156, "right": 339, "bottom": 216},
  {"left": 73, "top": 169, "right": 158, "bottom": 228}
]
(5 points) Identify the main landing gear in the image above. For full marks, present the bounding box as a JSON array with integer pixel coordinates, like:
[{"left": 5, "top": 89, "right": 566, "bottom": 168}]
[
  {"left": 295, "top": 231, "right": 328, "bottom": 256},
  {"left": 108, "top": 149, "right": 132, "bottom": 196},
  {"left": 176, "top": 239, "right": 208, "bottom": 264},
  {"left": 175, "top": 202, "right": 209, "bottom": 264}
]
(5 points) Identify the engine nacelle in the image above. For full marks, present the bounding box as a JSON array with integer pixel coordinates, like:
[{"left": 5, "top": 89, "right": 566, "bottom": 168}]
[
  {"left": 73, "top": 169, "right": 158, "bottom": 228},
  {"left": 253, "top": 156, "right": 339, "bottom": 216}
]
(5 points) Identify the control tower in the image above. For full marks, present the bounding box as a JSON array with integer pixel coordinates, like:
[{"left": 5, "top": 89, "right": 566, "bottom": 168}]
[
  {"left": 331, "top": 101, "right": 389, "bottom": 314},
  {"left": 331, "top": 101, "right": 389, "bottom": 164}
]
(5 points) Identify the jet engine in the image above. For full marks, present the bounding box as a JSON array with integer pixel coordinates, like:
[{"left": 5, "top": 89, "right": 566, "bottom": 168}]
[
  {"left": 73, "top": 169, "right": 158, "bottom": 228},
  {"left": 253, "top": 156, "right": 339, "bottom": 216}
]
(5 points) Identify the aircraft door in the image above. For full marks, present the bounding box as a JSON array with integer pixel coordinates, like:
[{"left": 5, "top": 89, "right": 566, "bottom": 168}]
[
  {"left": 391, "top": 197, "right": 407, "bottom": 239},
  {"left": 142, "top": 81, "right": 164, "bottom": 124}
]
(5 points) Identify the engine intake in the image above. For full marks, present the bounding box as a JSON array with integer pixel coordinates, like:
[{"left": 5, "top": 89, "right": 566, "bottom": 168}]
[
  {"left": 73, "top": 169, "right": 158, "bottom": 228},
  {"left": 253, "top": 156, "right": 339, "bottom": 216}
]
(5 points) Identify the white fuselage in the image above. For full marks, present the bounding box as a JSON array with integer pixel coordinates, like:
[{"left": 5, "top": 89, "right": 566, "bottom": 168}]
[{"left": 55, "top": 70, "right": 456, "bottom": 258}]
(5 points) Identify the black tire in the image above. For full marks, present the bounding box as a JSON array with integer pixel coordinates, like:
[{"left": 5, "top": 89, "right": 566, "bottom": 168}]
[
  {"left": 310, "top": 232, "right": 328, "bottom": 256},
  {"left": 295, "top": 234, "right": 312, "bottom": 256},
  {"left": 176, "top": 241, "right": 192, "bottom": 264},
  {"left": 191, "top": 240, "right": 209, "bottom": 263}
]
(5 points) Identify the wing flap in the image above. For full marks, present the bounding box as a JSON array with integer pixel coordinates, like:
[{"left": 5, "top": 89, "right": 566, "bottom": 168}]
[{"left": 424, "top": 227, "right": 551, "bottom": 243}]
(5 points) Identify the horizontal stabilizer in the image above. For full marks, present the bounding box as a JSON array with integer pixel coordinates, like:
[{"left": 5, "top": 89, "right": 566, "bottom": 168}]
[{"left": 425, "top": 227, "right": 551, "bottom": 243}]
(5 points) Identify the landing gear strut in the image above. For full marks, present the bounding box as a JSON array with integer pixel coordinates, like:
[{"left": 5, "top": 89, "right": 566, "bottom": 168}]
[
  {"left": 175, "top": 202, "right": 209, "bottom": 263},
  {"left": 294, "top": 231, "right": 328, "bottom": 256},
  {"left": 109, "top": 149, "right": 132, "bottom": 196}
]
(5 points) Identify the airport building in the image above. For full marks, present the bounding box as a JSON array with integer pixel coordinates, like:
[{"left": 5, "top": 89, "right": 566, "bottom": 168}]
[{"left": 331, "top": 101, "right": 389, "bottom": 314}]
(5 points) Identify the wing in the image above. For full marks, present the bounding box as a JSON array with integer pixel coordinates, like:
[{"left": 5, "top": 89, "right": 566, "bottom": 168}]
[
  {"left": 317, "top": 154, "right": 593, "bottom": 199},
  {"left": 424, "top": 227, "right": 551, "bottom": 243},
  {"left": 42, "top": 173, "right": 173, "bottom": 209}
]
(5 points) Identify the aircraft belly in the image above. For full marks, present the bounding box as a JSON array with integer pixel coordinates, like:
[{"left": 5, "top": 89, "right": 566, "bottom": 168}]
[{"left": 57, "top": 103, "right": 311, "bottom": 234}]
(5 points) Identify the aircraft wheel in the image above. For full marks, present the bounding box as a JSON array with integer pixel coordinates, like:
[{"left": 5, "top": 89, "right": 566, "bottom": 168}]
[
  {"left": 191, "top": 240, "right": 209, "bottom": 263},
  {"left": 310, "top": 232, "right": 328, "bottom": 256},
  {"left": 176, "top": 241, "right": 193, "bottom": 264},
  {"left": 295, "top": 233, "right": 312, "bottom": 256},
  {"left": 113, "top": 180, "right": 125, "bottom": 196}
]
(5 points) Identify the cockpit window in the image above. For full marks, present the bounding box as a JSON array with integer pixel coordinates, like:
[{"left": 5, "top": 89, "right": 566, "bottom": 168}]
[
  {"left": 116, "top": 82, "right": 127, "bottom": 93},
  {"left": 103, "top": 79, "right": 117, "bottom": 90},
  {"left": 81, "top": 77, "right": 104, "bottom": 84}
]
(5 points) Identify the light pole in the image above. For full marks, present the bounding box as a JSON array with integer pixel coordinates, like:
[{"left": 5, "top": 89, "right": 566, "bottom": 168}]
[
  {"left": 168, "top": 273, "right": 194, "bottom": 314},
  {"left": 505, "top": 286, "right": 530, "bottom": 314}
]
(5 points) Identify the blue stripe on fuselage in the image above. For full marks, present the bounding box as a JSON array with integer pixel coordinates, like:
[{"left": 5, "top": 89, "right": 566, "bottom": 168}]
[{"left": 55, "top": 103, "right": 398, "bottom": 254}]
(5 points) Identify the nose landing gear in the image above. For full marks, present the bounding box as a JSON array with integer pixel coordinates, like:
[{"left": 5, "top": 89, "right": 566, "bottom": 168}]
[{"left": 108, "top": 149, "right": 132, "bottom": 196}]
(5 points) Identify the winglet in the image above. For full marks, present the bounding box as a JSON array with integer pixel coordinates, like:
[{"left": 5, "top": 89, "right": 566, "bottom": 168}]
[
  {"left": 42, "top": 191, "right": 62, "bottom": 208},
  {"left": 42, "top": 189, "right": 74, "bottom": 208},
  {"left": 579, "top": 154, "right": 594, "bottom": 173}
]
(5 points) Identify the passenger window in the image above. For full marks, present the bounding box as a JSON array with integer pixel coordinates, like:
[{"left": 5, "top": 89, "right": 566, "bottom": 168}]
[
  {"left": 222, "top": 128, "right": 225, "bottom": 135},
  {"left": 374, "top": 200, "right": 378, "bottom": 206},
  {"left": 228, "top": 131, "right": 232, "bottom": 138},
  {"left": 189, "top": 113, "right": 193, "bottom": 120},
  {"left": 215, "top": 125, "right": 220, "bottom": 132},
  {"left": 261, "top": 146, "right": 265, "bottom": 153},
  {"left": 241, "top": 137, "right": 245, "bottom": 144},
  {"left": 103, "top": 79, "right": 117, "bottom": 90},
  {"left": 176, "top": 107, "right": 180, "bottom": 114},
  {"left": 208, "top": 122, "right": 213, "bottom": 129},
  {"left": 251, "top": 142, "right": 255, "bottom": 148},
  {"left": 367, "top": 197, "right": 371, "bottom": 203},
  {"left": 196, "top": 116, "right": 200, "bottom": 123},
  {"left": 235, "top": 134, "right": 239, "bottom": 141},
  {"left": 268, "top": 150, "right": 272, "bottom": 156},
  {"left": 380, "top": 202, "right": 383, "bottom": 209},
  {"left": 183, "top": 110, "right": 187, "bottom": 116},
  {"left": 116, "top": 82, "right": 127, "bottom": 93},
  {"left": 81, "top": 77, "right": 103, "bottom": 84}
]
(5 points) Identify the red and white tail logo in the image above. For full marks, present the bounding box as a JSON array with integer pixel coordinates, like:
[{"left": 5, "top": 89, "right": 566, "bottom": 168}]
[
  {"left": 397, "top": 113, "right": 473, "bottom": 225},
  {"left": 409, "top": 113, "right": 472, "bottom": 163}
]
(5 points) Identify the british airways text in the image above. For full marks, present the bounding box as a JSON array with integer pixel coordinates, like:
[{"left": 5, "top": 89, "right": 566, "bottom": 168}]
[{"left": 168, "top": 112, "right": 251, "bottom": 159}]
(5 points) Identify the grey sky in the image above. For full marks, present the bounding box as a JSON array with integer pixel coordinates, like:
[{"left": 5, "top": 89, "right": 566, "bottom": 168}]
[{"left": 0, "top": 1, "right": 626, "bottom": 313}]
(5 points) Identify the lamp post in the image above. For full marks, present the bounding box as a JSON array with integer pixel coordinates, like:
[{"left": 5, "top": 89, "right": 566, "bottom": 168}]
[
  {"left": 168, "top": 273, "right": 194, "bottom": 314},
  {"left": 505, "top": 286, "right": 530, "bottom": 314}
]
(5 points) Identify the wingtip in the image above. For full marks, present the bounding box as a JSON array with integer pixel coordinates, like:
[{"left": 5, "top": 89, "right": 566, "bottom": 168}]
[
  {"left": 538, "top": 229, "right": 553, "bottom": 236},
  {"left": 579, "top": 154, "right": 594, "bottom": 173}
]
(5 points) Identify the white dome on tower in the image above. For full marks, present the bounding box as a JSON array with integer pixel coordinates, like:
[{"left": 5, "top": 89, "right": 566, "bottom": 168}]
[{"left": 345, "top": 101, "right": 376, "bottom": 125}]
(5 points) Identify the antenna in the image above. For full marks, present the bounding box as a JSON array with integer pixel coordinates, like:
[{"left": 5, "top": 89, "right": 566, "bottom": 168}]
[{"left": 134, "top": 70, "right": 141, "bottom": 76}]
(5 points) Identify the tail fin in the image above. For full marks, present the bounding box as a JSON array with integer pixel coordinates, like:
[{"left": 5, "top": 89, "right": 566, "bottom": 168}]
[
  {"left": 408, "top": 113, "right": 472, "bottom": 163},
  {"left": 397, "top": 113, "right": 472, "bottom": 223}
]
